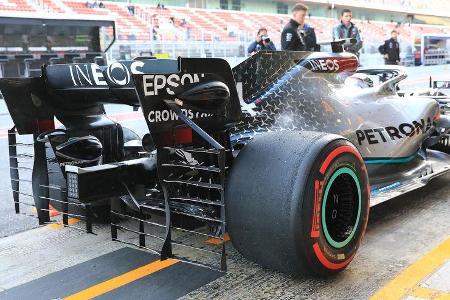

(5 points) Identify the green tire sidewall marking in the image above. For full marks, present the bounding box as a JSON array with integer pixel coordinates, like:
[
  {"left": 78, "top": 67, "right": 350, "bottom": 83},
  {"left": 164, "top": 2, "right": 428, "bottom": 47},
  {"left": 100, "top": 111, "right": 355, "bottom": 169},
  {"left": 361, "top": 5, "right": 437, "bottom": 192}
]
[{"left": 321, "top": 166, "right": 361, "bottom": 249}]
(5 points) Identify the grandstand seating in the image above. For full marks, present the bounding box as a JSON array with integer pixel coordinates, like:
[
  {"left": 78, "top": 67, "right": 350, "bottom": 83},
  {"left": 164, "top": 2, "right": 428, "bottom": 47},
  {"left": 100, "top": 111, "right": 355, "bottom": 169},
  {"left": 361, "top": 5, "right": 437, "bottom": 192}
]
[
  {"left": 39, "top": 0, "right": 65, "bottom": 13},
  {"left": 1, "top": 0, "right": 448, "bottom": 48},
  {"left": 0, "top": 0, "right": 34, "bottom": 11}
]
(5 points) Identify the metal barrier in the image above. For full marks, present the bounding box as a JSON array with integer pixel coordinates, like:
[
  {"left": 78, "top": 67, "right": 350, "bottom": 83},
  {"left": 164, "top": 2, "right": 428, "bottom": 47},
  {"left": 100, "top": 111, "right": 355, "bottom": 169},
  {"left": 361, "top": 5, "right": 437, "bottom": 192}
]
[
  {"left": 7, "top": 127, "right": 95, "bottom": 233},
  {"left": 108, "top": 40, "right": 247, "bottom": 62},
  {"left": 107, "top": 40, "right": 419, "bottom": 68}
]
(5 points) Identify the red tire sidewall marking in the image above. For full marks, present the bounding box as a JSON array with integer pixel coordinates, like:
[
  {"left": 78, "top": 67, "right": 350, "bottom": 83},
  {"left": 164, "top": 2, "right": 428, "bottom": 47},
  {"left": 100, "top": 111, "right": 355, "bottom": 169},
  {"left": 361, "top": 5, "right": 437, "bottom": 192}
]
[
  {"left": 319, "top": 145, "right": 363, "bottom": 175},
  {"left": 311, "top": 144, "right": 369, "bottom": 270}
]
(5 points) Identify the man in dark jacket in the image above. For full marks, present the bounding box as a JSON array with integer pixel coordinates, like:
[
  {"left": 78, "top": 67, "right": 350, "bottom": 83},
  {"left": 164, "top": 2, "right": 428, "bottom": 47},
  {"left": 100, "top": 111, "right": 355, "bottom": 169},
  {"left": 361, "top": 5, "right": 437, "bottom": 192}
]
[
  {"left": 380, "top": 30, "right": 400, "bottom": 65},
  {"left": 247, "top": 28, "right": 276, "bottom": 55},
  {"left": 332, "top": 9, "right": 363, "bottom": 56},
  {"left": 281, "top": 3, "right": 319, "bottom": 51}
]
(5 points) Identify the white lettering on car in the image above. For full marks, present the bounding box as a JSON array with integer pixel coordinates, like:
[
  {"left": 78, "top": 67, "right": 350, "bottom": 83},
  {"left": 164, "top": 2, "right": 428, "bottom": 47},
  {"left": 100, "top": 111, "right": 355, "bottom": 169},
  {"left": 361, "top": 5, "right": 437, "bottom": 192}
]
[
  {"left": 143, "top": 75, "right": 155, "bottom": 96},
  {"left": 166, "top": 74, "right": 179, "bottom": 95},
  {"left": 106, "top": 62, "right": 130, "bottom": 86},
  {"left": 308, "top": 59, "right": 340, "bottom": 72},
  {"left": 92, "top": 65, "right": 107, "bottom": 85},
  {"left": 142, "top": 73, "right": 204, "bottom": 96},
  {"left": 130, "top": 61, "right": 144, "bottom": 74},
  {"left": 67, "top": 61, "right": 150, "bottom": 87},
  {"left": 147, "top": 109, "right": 212, "bottom": 123}
]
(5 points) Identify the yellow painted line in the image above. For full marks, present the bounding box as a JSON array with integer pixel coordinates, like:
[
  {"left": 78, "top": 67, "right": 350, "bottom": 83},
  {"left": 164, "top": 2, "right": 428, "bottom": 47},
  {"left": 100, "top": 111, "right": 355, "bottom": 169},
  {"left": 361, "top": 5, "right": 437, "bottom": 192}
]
[
  {"left": 410, "top": 286, "right": 450, "bottom": 300},
  {"left": 48, "top": 218, "right": 80, "bottom": 229},
  {"left": 206, "top": 232, "right": 230, "bottom": 245},
  {"left": 63, "top": 258, "right": 179, "bottom": 300},
  {"left": 370, "top": 237, "right": 450, "bottom": 300}
]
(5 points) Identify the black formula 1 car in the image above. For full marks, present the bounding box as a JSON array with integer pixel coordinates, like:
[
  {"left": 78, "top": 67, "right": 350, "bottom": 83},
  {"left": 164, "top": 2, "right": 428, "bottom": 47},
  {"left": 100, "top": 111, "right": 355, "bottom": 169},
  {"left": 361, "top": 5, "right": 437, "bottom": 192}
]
[{"left": 1, "top": 43, "right": 450, "bottom": 276}]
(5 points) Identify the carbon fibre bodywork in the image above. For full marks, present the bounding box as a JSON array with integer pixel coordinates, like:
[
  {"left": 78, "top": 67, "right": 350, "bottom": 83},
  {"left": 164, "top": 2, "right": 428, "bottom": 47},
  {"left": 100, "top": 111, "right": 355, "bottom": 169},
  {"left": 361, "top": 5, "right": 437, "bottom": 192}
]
[
  {"left": 228, "top": 54, "right": 450, "bottom": 204},
  {"left": 1, "top": 52, "right": 450, "bottom": 207}
]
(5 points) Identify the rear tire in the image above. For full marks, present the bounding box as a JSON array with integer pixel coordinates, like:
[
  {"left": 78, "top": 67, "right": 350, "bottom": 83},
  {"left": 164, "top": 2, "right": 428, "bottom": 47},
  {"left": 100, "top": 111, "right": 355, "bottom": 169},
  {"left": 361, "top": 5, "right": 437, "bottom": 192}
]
[{"left": 226, "top": 131, "right": 370, "bottom": 276}]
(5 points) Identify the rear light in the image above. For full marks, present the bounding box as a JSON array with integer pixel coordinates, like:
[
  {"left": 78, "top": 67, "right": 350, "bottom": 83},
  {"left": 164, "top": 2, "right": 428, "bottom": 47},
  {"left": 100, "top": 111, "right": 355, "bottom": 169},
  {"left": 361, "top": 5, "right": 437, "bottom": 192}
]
[
  {"left": 37, "top": 119, "right": 55, "bottom": 132},
  {"left": 25, "top": 119, "right": 55, "bottom": 134},
  {"left": 173, "top": 128, "right": 193, "bottom": 144},
  {"left": 156, "top": 127, "right": 193, "bottom": 146}
]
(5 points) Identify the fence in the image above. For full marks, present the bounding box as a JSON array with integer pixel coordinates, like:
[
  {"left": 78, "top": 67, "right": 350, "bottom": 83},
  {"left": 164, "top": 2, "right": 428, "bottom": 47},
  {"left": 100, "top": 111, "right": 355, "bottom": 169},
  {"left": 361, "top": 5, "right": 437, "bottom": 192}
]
[
  {"left": 107, "top": 40, "right": 415, "bottom": 67},
  {"left": 107, "top": 40, "right": 248, "bottom": 62}
]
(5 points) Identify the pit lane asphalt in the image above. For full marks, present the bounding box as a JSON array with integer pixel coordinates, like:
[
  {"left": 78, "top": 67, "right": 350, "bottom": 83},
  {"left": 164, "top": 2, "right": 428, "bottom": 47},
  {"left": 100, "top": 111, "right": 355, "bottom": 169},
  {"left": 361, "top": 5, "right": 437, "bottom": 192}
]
[
  {"left": 0, "top": 65, "right": 449, "bottom": 299},
  {"left": 0, "top": 173, "right": 448, "bottom": 299}
]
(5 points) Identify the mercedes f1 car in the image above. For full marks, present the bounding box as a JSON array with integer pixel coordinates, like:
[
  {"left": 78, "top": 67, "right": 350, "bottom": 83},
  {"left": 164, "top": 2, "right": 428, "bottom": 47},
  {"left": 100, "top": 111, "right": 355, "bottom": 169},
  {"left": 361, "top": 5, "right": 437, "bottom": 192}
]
[{"left": 1, "top": 43, "right": 450, "bottom": 276}]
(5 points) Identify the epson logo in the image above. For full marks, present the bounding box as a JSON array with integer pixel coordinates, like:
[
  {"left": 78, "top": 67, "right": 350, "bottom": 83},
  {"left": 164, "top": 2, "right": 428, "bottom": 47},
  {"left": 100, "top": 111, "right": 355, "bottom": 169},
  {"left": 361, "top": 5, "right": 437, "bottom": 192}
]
[
  {"left": 308, "top": 59, "right": 340, "bottom": 72},
  {"left": 68, "top": 61, "right": 145, "bottom": 87},
  {"left": 143, "top": 74, "right": 205, "bottom": 96}
]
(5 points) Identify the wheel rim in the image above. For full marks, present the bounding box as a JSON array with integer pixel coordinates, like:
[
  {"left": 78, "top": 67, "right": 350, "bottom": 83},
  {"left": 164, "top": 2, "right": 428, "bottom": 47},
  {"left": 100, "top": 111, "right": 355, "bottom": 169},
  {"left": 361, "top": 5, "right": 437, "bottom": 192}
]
[{"left": 321, "top": 167, "right": 361, "bottom": 249}]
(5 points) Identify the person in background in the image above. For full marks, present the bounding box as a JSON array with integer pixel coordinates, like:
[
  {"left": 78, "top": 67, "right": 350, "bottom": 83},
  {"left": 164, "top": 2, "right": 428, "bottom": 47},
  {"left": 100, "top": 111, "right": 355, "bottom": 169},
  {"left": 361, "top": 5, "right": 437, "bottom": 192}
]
[
  {"left": 332, "top": 8, "right": 363, "bottom": 56},
  {"left": 247, "top": 28, "right": 276, "bottom": 55},
  {"left": 380, "top": 30, "right": 400, "bottom": 65},
  {"left": 281, "top": 3, "right": 319, "bottom": 51}
]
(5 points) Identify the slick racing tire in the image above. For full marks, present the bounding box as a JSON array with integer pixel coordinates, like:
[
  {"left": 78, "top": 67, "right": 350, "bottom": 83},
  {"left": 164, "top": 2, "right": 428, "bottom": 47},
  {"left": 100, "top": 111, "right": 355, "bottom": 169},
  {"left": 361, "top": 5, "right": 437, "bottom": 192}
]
[{"left": 226, "top": 131, "right": 370, "bottom": 276}]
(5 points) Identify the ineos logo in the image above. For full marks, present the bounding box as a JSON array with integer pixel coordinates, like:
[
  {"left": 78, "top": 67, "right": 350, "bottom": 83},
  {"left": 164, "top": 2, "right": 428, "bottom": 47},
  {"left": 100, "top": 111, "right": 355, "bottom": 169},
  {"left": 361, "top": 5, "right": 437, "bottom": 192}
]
[
  {"left": 69, "top": 64, "right": 107, "bottom": 87},
  {"left": 106, "top": 61, "right": 145, "bottom": 86},
  {"left": 308, "top": 59, "right": 340, "bottom": 72},
  {"left": 68, "top": 61, "right": 145, "bottom": 87},
  {"left": 106, "top": 62, "right": 131, "bottom": 86}
]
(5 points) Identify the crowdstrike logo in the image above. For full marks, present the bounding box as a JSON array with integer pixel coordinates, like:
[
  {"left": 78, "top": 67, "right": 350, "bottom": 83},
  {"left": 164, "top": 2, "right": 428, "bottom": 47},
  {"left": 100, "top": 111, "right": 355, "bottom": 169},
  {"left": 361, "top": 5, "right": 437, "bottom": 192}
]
[{"left": 147, "top": 109, "right": 212, "bottom": 123}]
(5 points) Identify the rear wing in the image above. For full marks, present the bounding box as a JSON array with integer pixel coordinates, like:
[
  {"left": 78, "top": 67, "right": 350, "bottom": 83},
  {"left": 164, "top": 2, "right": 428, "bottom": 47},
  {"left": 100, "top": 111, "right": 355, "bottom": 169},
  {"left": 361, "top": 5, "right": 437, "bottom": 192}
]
[
  {"left": 132, "top": 58, "right": 241, "bottom": 148},
  {"left": 0, "top": 58, "right": 241, "bottom": 136}
]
